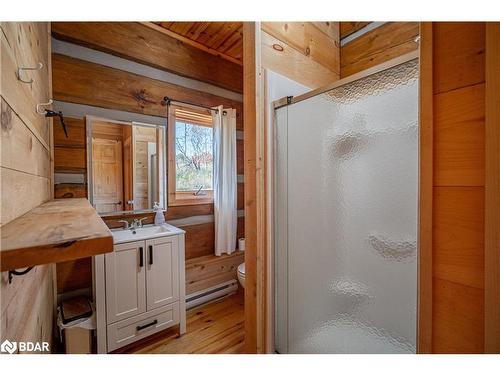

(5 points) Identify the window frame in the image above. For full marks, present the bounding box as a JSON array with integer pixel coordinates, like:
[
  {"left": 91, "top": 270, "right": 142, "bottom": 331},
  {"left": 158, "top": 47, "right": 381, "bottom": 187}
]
[{"left": 167, "top": 104, "right": 214, "bottom": 206}]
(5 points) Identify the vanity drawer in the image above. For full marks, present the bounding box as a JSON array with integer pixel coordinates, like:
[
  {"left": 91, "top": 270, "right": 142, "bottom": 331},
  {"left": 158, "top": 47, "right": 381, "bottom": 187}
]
[{"left": 107, "top": 302, "right": 180, "bottom": 352}]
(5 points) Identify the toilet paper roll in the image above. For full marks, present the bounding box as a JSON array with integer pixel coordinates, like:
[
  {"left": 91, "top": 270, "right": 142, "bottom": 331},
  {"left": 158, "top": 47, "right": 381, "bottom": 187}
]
[{"left": 238, "top": 238, "right": 245, "bottom": 251}]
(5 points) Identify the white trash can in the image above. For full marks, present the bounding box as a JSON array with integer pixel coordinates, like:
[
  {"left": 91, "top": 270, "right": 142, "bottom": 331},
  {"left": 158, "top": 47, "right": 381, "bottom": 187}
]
[{"left": 57, "top": 296, "right": 96, "bottom": 354}]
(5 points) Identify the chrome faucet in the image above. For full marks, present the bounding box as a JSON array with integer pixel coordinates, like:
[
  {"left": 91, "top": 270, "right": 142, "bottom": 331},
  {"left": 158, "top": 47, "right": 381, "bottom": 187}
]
[
  {"left": 117, "top": 217, "right": 147, "bottom": 231},
  {"left": 131, "top": 218, "right": 147, "bottom": 230}
]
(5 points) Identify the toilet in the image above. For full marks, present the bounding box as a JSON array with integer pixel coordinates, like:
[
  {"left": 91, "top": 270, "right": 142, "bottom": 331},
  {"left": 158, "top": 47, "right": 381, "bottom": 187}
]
[{"left": 237, "top": 262, "right": 245, "bottom": 288}]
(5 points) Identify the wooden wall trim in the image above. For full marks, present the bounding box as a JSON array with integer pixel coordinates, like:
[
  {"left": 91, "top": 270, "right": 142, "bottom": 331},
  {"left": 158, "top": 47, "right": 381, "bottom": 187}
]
[
  {"left": 243, "top": 22, "right": 259, "bottom": 354},
  {"left": 51, "top": 22, "right": 243, "bottom": 93},
  {"left": 418, "top": 22, "right": 434, "bottom": 354},
  {"left": 485, "top": 22, "right": 500, "bottom": 353}
]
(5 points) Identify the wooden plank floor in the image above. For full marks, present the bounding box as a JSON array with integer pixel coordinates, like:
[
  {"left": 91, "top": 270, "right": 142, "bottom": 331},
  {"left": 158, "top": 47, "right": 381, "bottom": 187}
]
[{"left": 114, "top": 291, "right": 245, "bottom": 354}]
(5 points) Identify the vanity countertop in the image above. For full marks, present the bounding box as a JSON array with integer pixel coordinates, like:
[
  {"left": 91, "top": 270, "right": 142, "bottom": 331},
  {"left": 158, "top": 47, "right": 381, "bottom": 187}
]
[
  {"left": 1, "top": 198, "right": 113, "bottom": 272},
  {"left": 111, "top": 223, "right": 185, "bottom": 244}
]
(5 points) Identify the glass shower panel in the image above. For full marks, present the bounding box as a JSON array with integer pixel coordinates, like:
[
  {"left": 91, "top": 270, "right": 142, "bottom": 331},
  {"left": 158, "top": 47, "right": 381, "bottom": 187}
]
[{"left": 275, "top": 59, "right": 419, "bottom": 353}]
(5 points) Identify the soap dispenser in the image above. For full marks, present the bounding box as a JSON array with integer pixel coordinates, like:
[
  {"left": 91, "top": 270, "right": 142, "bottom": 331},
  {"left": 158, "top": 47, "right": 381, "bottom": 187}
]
[{"left": 153, "top": 202, "right": 165, "bottom": 225}]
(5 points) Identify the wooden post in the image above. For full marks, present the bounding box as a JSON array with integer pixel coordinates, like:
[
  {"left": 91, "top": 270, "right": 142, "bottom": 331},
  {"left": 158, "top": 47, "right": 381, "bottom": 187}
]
[
  {"left": 485, "top": 22, "right": 500, "bottom": 354},
  {"left": 418, "top": 22, "right": 434, "bottom": 354}
]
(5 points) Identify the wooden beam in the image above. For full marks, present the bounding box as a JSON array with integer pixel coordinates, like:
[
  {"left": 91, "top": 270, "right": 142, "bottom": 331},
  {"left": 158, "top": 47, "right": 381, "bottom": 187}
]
[
  {"left": 51, "top": 54, "right": 243, "bottom": 130},
  {"left": 140, "top": 22, "right": 243, "bottom": 66},
  {"left": 51, "top": 22, "right": 243, "bottom": 93},
  {"left": 341, "top": 22, "right": 419, "bottom": 78},
  {"left": 485, "top": 22, "right": 500, "bottom": 354},
  {"left": 418, "top": 22, "right": 434, "bottom": 354},
  {"left": 340, "top": 22, "right": 371, "bottom": 39}
]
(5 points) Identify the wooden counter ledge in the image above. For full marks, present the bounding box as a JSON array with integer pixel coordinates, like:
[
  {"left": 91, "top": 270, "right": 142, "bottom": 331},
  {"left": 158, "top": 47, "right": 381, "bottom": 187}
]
[{"left": 1, "top": 198, "right": 113, "bottom": 272}]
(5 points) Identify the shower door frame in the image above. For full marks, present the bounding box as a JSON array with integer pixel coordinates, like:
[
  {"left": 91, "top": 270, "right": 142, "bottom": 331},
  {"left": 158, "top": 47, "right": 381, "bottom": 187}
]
[{"left": 269, "top": 48, "right": 430, "bottom": 353}]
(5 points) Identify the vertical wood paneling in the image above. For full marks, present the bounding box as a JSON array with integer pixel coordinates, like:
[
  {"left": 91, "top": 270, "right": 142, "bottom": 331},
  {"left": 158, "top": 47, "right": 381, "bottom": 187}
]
[
  {"left": 429, "top": 22, "right": 486, "bottom": 353},
  {"left": 485, "top": 22, "right": 500, "bottom": 353},
  {"left": 434, "top": 83, "right": 485, "bottom": 186},
  {"left": 433, "top": 22, "right": 485, "bottom": 94},
  {"left": 433, "top": 277, "right": 484, "bottom": 353},
  {"left": 433, "top": 187, "right": 485, "bottom": 289}
]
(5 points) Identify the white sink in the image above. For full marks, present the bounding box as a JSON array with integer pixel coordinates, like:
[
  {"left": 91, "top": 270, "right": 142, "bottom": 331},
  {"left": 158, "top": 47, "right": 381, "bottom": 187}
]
[{"left": 111, "top": 223, "right": 184, "bottom": 244}]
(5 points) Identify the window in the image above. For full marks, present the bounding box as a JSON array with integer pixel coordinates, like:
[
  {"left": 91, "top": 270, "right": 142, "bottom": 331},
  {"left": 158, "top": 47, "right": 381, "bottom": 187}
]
[{"left": 168, "top": 105, "right": 214, "bottom": 206}]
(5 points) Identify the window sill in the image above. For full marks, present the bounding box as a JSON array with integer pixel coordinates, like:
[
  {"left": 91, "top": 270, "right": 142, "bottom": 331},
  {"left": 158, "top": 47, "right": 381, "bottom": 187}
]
[{"left": 168, "top": 191, "right": 214, "bottom": 206}]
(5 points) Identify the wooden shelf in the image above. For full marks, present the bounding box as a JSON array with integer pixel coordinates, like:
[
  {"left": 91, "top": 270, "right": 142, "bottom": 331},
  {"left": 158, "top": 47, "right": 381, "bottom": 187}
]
[{"left": 1, "top": 198, "right": 113, "bottom": 272}]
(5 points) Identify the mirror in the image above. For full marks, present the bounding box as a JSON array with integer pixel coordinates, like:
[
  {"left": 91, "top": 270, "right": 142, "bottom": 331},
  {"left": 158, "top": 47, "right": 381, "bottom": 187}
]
[{"left": 86, "top": 116, "right": 166, "bottom": 216}]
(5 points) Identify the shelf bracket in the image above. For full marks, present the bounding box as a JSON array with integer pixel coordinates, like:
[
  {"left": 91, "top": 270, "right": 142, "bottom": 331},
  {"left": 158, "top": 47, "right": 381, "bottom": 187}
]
[{"left": 8, "top": 266, "right": 34, "bottom": 284}]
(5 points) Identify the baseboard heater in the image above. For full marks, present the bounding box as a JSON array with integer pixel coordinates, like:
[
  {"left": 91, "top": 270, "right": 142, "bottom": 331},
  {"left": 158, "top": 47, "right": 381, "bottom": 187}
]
[{"left": 186, "top": 279, "right": 238, "bottom": 310}]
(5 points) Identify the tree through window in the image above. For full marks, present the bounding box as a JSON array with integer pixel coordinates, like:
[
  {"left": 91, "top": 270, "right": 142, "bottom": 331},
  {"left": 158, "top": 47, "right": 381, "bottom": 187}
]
[{"left": 168, "top": 105, "right": 214, "bottom": 206}]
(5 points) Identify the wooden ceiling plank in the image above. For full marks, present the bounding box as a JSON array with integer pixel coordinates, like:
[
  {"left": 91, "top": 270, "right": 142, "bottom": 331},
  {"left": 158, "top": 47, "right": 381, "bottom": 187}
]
[
  {"left": 141, "top": 22, "right": 243, "bottom": 66},
  {"left": 169, "top": 22, "right": 196, "bottom": 36},
  {"left": 52, "top": 22, "right": 243, "bottom": 91},
  {"left": 210, "top": 23, "right": 243, "bottom": 49},
  {"left": 187, "top": 22, "right": 211, "bottom": 40},
  {"left": 196, "top": 22, "right": 226, "bottom": 45},
  {"left": 218, "top": 26, "right": 243, "bottom": 53}
]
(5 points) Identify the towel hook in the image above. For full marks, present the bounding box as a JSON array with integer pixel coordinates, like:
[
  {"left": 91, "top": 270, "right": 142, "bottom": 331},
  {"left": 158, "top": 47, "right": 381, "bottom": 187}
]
[
  {"left": 36, "top": 99, "right": 53, "bottom": 114},
  {"left": 17, "top": 62, "right": 44, "bottom": 84}
]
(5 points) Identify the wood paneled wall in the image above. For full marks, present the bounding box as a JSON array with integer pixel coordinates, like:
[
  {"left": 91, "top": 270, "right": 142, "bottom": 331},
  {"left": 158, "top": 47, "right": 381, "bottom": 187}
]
[
  {"left": 424, "top": 22, "right": 486, "bottom": 353},
  {"left": 340, "top": 22, "right": 419, "bottom": 78},
  {"left": 1, "top": 22, "right": 54, "bottom": 351},
  {"left": 261, "top": 22, "right": 340, "bottom": 88},
  {"left": 51, "top": 24, "right": 245, "bottom": 296}
]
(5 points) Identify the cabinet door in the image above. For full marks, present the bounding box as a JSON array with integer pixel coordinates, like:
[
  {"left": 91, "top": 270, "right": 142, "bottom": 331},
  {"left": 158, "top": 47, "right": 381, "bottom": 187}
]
[
  {"left": 146, "top": 236, "right": 179, "bottom": 310},
  {"left": 106, "top": 240, "right": 146, "bottom": 323}
]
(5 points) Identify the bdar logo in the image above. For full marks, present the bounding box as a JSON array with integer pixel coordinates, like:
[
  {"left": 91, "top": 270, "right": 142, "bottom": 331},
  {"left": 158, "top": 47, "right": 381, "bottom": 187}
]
[{"left": 1, "top": 340, "right": 17, "bottom": 354}]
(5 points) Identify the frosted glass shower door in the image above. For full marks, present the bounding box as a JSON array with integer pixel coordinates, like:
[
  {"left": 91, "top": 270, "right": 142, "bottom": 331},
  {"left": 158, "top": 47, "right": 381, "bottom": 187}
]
[{"left": 274, "top": 59, "right": 419, "bottom": 353}]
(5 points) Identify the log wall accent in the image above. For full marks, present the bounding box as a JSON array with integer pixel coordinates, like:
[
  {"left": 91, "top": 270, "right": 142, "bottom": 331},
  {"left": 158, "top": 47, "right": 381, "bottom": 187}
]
[
  {"left": 340, "top": 22, "right": 419, "bottom": 78},
  {"left": 52, "top": 54, "right": 243, "bottom": 130},
  {"left": 186, "top": 251, "right": 244, "bottom": 295},
  {"left": 0, "top": 22, "right": 54, "bottom": 351},
  {"left": 51, "top": 22, "right": 243, "bottom": 93}
]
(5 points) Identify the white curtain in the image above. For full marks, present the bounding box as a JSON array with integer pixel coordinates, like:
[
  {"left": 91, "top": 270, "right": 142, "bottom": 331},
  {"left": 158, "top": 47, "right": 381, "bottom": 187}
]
[{"left": 212, "top": 106, "right": 237, "bottom": 256}]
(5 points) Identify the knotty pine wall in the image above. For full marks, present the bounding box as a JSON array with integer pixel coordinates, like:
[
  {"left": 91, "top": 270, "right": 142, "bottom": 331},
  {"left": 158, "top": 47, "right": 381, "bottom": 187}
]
[
  {"left": 1, "top": 22, "right": 55, "bottom": 350},
  {"left": 51, "top": 23, "right": 244, "bottom": 297},
  {"left": 261, "top": 22, "right": 340, "bottom": 88}
]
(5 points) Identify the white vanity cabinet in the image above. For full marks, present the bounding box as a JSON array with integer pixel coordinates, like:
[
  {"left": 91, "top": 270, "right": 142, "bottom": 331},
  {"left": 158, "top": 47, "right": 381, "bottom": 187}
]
[{"left": 93, "top": 224, "right": 186, "bottom": 353}]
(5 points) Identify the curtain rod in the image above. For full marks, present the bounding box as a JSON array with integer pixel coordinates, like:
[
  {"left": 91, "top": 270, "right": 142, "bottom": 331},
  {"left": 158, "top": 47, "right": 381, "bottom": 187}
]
[{"left": 162, "top": 96, "right": 232, "bottom": 116}]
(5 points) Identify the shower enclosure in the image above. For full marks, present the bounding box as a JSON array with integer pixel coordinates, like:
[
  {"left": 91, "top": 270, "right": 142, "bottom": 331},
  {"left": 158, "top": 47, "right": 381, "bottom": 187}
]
[{"left": 274, "top": 55, "right": 419, "bottom": 353}]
